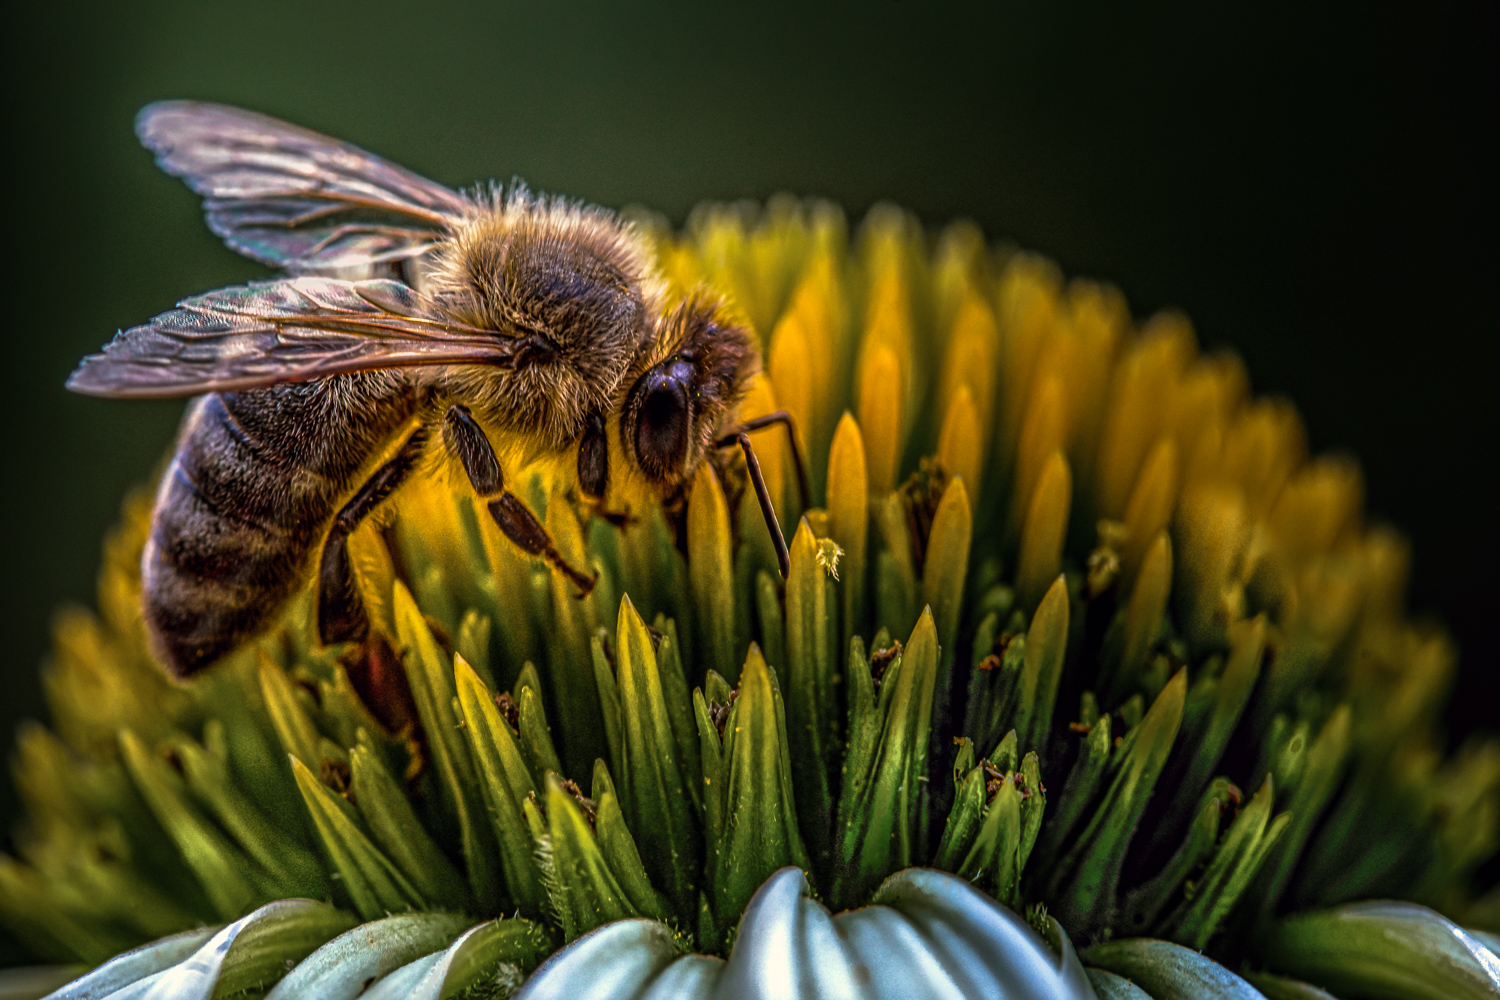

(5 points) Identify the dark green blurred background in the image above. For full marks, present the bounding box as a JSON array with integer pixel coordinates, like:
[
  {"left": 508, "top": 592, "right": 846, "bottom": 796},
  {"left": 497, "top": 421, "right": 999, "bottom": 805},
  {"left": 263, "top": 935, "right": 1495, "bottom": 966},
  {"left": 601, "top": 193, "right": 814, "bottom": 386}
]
[{"left": 1, "top": 0, "right": 1493, "bottom": 961}]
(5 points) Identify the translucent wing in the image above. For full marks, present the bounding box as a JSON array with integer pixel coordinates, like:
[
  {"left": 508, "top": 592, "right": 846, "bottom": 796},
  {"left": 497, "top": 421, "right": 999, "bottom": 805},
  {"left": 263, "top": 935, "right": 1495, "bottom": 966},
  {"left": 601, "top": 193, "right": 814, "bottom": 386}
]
[
  {"left": 68, "top": 277, "right": 516, "bottom": 398},
  {"left": 137, "top": 101, "right": 473, "bottom": 272}
]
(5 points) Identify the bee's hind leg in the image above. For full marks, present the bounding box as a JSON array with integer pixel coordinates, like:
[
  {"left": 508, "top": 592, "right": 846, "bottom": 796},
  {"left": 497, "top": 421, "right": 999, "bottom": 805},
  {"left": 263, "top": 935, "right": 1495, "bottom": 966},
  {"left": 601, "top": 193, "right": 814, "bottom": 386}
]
[
  {"left": 318, "top": 426, "right": 429, "bottom": 644},
  {"left": 446, "top": 405, "right": 599, "bottom": 597}
]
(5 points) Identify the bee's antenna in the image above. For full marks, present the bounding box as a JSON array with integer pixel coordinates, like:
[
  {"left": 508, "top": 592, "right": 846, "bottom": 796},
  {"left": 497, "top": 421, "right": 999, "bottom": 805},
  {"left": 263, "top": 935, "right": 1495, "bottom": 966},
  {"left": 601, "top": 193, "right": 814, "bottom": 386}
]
[
  {"left": 726, "top": 410, "right": 811, "bottom": 513},
  {"left": 715, "top": 409, "right": 814, "bottom": 579},
  {"left": 718, "top": 430, "right": 791, "bottom": 578}
]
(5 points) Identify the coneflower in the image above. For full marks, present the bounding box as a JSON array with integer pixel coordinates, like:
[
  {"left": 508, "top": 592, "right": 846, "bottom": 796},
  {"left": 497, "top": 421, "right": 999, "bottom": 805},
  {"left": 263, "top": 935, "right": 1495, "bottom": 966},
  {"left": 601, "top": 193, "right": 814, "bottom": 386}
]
[{"left": 5, "top": 198, "right": 1498, "bottom": 999}]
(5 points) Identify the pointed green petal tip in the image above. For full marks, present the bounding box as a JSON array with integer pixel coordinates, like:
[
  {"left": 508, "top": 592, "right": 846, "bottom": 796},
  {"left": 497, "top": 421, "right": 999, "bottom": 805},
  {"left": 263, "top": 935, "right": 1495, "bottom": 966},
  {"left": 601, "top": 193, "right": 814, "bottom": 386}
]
[{"left": 1259, "top": 901, "right": 1500, "bottom": 1000}]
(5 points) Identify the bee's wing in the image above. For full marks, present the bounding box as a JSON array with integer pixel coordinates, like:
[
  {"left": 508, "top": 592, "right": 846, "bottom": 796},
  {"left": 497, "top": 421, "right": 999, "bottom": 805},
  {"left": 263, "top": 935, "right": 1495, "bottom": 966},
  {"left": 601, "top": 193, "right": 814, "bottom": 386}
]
[
  {"left": 137, "top": 101, "right": 473, "bottom": 272},
  {"left": 68, "top": 277, "right": 516, "bottom": 398}
]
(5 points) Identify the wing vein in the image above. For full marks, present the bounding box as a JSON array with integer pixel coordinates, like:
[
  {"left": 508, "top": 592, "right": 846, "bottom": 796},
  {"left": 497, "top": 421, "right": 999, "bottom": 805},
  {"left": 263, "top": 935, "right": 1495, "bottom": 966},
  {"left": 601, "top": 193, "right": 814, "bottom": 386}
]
[{"left": 67, "top": 277, "right": 516, "bottom": 399}]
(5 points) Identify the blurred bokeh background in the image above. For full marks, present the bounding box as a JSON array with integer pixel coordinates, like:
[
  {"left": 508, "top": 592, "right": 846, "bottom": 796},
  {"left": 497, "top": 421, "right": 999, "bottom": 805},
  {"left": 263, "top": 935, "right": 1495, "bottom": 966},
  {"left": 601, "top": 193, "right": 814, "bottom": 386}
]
[{"left": 1, "top": 0, "right": 1492, "bottom": 963}]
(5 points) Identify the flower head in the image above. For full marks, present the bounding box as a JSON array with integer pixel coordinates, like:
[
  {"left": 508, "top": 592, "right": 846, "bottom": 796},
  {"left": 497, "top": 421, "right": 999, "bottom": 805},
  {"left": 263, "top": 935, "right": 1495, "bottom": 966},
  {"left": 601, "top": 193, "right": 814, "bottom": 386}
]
[{"left": 5, "top": 198, "right": 1497, "bottom": 997}]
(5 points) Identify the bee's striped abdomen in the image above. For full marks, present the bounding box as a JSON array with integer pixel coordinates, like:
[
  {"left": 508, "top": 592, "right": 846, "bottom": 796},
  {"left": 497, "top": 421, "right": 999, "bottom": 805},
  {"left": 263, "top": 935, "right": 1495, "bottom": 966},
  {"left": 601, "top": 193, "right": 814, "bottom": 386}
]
[{"left": 143, "top": 374, "right": 415, "bottom": 676}]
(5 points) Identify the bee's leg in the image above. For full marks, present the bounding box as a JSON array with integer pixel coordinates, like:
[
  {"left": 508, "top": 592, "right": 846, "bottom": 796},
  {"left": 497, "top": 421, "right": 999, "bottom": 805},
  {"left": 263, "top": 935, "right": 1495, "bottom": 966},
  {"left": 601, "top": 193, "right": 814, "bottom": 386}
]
[
  {"left": 577, "top": 410, "right": 631, "bottom": 528},
  {"left": 318, "top": 426, "right": 429, "bottom": 644},
  {"left": 577, "top": 411, "right": 610, "bottom": 499},
  {"left": 489, "top": 494, "right": 600, "bottom": 594},
  {"left": 446, "top": 405, "right": 599, "bottom": 596},
  {"left": 717, "top": 431, "right": 792, "bottom": 579},
  {"left": 722, "top": 410, "right": 811, "bottom": 513}
]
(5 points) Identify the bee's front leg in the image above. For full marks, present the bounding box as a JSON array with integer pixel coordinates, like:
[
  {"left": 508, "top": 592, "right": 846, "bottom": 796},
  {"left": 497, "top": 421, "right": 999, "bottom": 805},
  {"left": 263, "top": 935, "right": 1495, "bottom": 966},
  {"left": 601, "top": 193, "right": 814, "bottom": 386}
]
[
  {"left": 445, "top": 405, "right": 598, "bottom": 596},
  {"left": 576, "top": 409, "right": 633, "bottom": 528}
]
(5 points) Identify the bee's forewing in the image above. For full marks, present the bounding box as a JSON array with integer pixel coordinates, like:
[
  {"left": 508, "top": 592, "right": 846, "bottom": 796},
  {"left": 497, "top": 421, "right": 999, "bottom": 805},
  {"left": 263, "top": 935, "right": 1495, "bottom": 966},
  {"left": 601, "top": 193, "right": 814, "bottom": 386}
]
[
  {"left": 68, "top": 277, "right": 516, "bottom": 398},
  {"left": 137, "top": 101, "right": 473, "bottom": 271}
]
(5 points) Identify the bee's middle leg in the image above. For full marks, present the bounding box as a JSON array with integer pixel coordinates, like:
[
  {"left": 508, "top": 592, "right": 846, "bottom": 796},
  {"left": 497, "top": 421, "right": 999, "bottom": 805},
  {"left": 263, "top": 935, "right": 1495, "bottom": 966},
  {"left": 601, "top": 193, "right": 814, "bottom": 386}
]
[
  {"left": 318, "top": 426, "right": 429, "bottom": 644},
  {"left": 445, "top": 405, "right": 598, "bottom": 596}
]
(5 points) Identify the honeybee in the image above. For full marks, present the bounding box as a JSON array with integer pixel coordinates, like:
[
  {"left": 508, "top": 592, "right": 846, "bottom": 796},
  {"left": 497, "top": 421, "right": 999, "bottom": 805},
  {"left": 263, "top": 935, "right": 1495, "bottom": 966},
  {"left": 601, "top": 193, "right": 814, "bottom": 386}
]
[{"left": 70, "top": 101, "right": 805, "bottom": 678}]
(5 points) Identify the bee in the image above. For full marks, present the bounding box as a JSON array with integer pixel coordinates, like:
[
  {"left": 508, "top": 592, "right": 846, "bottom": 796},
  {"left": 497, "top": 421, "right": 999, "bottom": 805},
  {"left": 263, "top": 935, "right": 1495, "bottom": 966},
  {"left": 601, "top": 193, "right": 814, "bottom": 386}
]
[{"left": 69, "top": 101, "right": 806, "bottom": 678}]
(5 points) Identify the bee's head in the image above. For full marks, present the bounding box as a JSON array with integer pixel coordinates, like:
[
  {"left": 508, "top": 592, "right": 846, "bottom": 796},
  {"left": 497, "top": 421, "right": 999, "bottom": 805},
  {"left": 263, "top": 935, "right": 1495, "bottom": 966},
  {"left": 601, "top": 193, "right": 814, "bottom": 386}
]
[
  {"left": 623, "top": 294, "right": 758, "bottom": 489},
  {"left": 433, "top": 191, "right": 658, "bottom": 446}
]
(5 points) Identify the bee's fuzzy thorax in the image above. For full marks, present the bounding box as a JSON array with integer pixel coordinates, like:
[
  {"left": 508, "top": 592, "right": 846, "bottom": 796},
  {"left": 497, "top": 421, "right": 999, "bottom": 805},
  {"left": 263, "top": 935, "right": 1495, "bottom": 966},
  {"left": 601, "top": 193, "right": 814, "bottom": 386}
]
[{"left": 424, "top": 185, "right": 663, "bottom": 450}]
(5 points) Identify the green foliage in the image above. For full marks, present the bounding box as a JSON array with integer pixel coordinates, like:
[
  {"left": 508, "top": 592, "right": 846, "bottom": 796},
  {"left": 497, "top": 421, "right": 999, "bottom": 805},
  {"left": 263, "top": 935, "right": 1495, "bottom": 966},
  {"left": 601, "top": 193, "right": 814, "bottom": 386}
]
[
  {"left": 1259, "top": 901, "right": 1500, "bottom": 1000},
  {"left": 1084, "top": 937, "right": 1265, "bottom": 999}
]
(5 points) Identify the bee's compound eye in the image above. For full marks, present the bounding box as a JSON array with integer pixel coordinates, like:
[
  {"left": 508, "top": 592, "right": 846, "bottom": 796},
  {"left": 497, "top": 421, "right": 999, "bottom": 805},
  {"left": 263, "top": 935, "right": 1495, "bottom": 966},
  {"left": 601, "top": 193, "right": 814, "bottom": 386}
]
[{"left": 632, "top": 359, "right": 695, "bottom": 480}]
